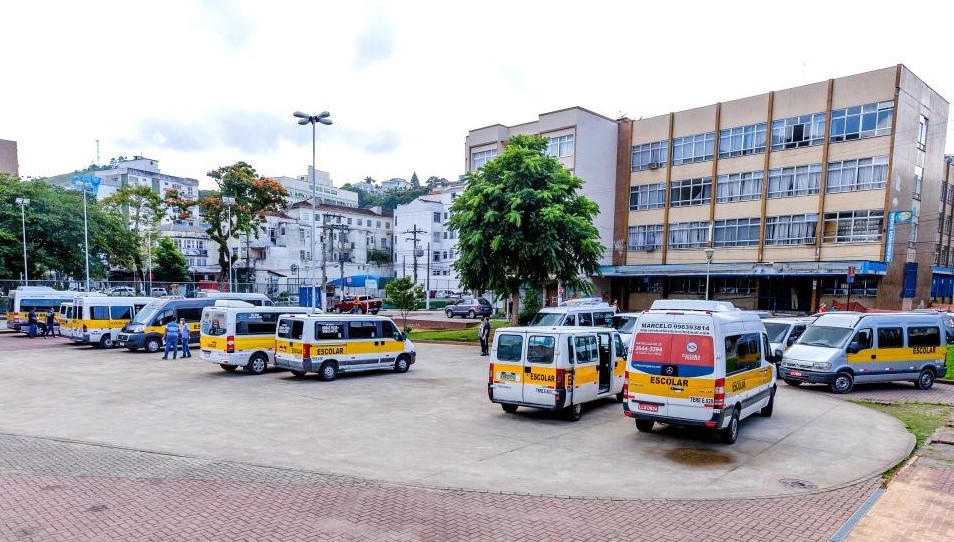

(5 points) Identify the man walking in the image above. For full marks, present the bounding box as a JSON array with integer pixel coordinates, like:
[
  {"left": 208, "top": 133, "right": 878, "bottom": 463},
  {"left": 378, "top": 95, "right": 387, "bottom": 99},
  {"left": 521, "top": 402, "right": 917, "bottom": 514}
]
[
  {"left": 162, "top": 318, "right": 180, "bottom": 359},
  {"left": 479, "top": 316, "right": 491, "bottom": 356},
  {"left": 179, "top": 318, "right": 192, "bottom": 358},
  {"left": 44, "top": 308, "right": 57, "bottom": 337},
  {"left": 27, "top": 308, "right": 38, "bottom": 338}
]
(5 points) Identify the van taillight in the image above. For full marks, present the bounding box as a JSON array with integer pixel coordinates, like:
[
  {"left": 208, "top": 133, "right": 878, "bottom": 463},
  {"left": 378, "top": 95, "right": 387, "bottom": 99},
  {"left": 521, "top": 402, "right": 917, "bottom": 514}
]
[
  {"left": 302, "top": 343, "right": 311, "bottom": 360},
  {"left": 623, "top": 378, "right": 629, "bottom": 400},
  {"left": 226, "top": 336, "right": 235, "bottom": 353},
  {"left": 488, "top": 362, "right": 494, "bottom": 383},
  {"left": 13, "top": 312, "right": 19, "bottom": 324},
  {"left": 555, "top": 368, "right": 567, "bottom": 389},
  {"left": 83, "top": 324, "right": 88, "bottom": 332},
  {"left": 714, "top": 378, "right": 725, "bottom": 409}
]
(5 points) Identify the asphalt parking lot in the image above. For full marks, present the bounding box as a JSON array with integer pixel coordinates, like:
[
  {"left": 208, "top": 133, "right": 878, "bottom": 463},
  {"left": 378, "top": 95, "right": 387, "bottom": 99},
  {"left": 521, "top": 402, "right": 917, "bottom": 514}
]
[{"left": 0, "top": 330, "right": 912, "bottom": 500}]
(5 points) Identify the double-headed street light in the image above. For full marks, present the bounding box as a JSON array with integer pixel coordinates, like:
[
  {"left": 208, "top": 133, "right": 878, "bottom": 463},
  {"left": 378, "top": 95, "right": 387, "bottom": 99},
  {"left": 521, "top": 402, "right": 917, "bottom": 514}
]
[
  {"left": 704, "top": 247, "right": 715, "bottom": 301},
  {"left": 293, "top": 110, "right": 332, "bottom": 314},
  {"left": 15, "top": 197, "right": 29, "bottom": 284}
]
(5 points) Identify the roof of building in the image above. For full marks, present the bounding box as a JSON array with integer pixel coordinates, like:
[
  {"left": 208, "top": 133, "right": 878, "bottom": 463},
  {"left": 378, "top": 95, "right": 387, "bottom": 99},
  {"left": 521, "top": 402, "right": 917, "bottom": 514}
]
[{"left": 287, "top": 199, "right": 394, "bottom": 218}]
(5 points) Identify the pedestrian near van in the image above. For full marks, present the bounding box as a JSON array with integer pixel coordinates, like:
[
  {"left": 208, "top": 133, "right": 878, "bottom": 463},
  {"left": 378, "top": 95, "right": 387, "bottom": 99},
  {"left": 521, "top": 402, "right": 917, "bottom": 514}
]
[
  {"left": 179, "top": 318, "right": 191, "bottom": 358},
  {"left": 479, "top": 316, "right": 491, "bottom": 356},
  {"left": 27, "top": 308, "right": 38, "bottom": 338},
  {"left": 44, "top": 308, "right": 56, "bottom": 337},
  {"left": 162, "top": 318, "right": 180, "bottom": 359}
]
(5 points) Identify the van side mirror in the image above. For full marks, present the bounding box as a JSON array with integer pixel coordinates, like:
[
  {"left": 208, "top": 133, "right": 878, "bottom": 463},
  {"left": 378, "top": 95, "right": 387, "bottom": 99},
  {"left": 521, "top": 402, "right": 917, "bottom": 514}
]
[
  {"left": 786, "top": 337, "right": 795, "bottom": 347},
  {"left": 396, "top": 332, "right": 406, "bottom": 341},
  {"left": 846, "top": 342, "right": 860, "bottom": 354},
  {"left": 773, "top": 349, "right": 783, "bottom": 362}
]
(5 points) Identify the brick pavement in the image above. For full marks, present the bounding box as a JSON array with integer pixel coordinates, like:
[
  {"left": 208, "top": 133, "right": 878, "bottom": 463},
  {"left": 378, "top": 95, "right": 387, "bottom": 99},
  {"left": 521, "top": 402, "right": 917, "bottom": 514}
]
[
  {"left": 786, "top": 381, "right": 954, "bottom": 406},
  {"left": 0, "top": 433, "right": 879, "bottom": 542}
]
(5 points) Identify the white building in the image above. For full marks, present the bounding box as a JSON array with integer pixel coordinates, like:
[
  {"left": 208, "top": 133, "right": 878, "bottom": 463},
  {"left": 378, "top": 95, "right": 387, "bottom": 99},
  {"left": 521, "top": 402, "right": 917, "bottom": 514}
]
[
  {"left": 380, "top": 177, "right": 411, "bottom": 191},
  {"left": 159, "top": 221, "right": 220, "bottom": 282},
  {"left": 270, "top": 167, "right": 359, "bottom": 208},
  {"left": 79, "top": 156, "right": 201, "bottom": 224},
  {"left": 393, "top": 183, "right": 466, "bottom": 294}
]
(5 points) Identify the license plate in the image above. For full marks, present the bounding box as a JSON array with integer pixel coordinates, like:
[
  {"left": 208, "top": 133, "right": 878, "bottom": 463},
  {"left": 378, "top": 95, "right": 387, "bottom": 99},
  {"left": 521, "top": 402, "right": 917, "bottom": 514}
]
[
  {"left": 637, "top": 402, "right": 659, "bottom": 413},
  {"left": 116, "top": 342, "right": 125, "bottom": 347},
  {"left": 790, "top": 370, "right": 803, "bottom": 377}
]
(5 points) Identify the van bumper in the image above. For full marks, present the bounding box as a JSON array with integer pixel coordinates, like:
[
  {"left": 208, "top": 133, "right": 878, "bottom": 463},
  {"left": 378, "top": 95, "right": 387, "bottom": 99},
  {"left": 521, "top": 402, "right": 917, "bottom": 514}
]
[
  {"left": 779, "top": 367, "right": 837, "bottom": 385},
  {"left": 623, "top": 402, "right": 729, "bottom": 429},
  {"left": 116, "top": 332, "right": 145, "bottom": 349}
]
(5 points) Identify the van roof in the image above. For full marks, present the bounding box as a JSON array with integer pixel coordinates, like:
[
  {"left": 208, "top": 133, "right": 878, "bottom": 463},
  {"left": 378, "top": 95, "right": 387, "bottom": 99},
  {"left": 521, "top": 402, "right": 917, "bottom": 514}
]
[
  {"left": 649, "top": 300, "right": 738, "bottom": 312},
  {"left": 814, "top": 312, "right": 944, "bottom": 328},
  {"left": 559, "top": 297, "right": 610, "bottom": 308},
  {"left": 494, "top": 326, "right": 618, "bottom": 335}
]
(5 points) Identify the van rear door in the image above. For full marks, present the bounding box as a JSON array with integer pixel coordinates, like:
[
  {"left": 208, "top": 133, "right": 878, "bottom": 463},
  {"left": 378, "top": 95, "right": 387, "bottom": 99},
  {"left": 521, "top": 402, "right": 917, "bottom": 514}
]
[{"left": 490, "top": 332, "right": 526, "bottom": 404}]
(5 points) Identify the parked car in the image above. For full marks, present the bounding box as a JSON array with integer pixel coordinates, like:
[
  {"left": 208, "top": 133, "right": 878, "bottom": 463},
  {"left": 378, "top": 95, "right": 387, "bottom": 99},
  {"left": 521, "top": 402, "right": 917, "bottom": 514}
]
[
  {"left": 332, "top": 295, "right": 382, "bottom": 314},
  {"left": 108, "top": 286, "right": 135, "bottom": 297},
  {"left": 445, "top": 297, "right": 492, "bottom": 319},
  {"left": 150, "top": 287, "right": 169, "bottom": 297}
]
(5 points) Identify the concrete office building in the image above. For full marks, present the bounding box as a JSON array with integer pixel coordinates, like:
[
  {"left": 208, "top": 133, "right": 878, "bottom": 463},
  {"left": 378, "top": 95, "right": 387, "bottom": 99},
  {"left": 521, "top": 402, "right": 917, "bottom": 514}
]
[
  {"left": 0, "top": 139, "right": 18, "bottom": 176},
  {"left": 271, "top": 167, "right": 359, "bottom": 208},
  {"left": 610, "top": 65, "right": 949, "bottom": 312},
  {"left": 393, "top": 183, "right": 466, "bottom": 294}
]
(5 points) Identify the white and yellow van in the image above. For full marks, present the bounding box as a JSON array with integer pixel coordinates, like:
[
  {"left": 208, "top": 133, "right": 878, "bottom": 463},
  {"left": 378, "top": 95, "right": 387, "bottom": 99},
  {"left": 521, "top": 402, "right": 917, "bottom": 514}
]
[
  {"left": 780, "top": 312, "right": 948, "bottom": 393},
  {"left": 488, "top": 326, "right": 627, "bottom": 421},
  {"left": 195, "top": 291, "right": 274, "bottom": 306},
  {"left": 200, "top": 301, "right": 310, "bottom": 374},
  {"left": 57, "top": 302, "right": 73, "bottom": 336},
  {"left": 623, "top": 300, "right": 778, "bottom": 444},
  {"left": 72, "top": 296, "right": 154, "bottom": 348},
  {"left": 529, "top": 298, "right": 616, "bottom": 327},
  {"left": 273, "top": 314, "right": 416, "bottom": 380}
]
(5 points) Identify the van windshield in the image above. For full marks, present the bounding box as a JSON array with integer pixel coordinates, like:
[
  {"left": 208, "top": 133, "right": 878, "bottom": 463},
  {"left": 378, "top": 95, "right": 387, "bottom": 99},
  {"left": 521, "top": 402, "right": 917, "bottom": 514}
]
[
  {"left": 529, "top": 312, "right": 564, "bottom": 326},
  {"left": 764, "top": 322, "right": 790, "bottom": 343},
  {"left": 612, "top": 316, "right": 637, "bottom": 334},
  {"left": 131, "top": 300, "right": 165, "bottom": 325},
  {"left": 796, "top": 326, "right": 854, "bottom": 348}
]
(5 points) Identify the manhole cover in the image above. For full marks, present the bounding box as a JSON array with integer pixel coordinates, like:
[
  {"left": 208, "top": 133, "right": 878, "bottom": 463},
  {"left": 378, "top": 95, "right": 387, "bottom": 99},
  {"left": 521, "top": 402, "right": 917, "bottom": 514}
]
[{"left": 778, "top": 478, "right": 817, "bottom": 490}]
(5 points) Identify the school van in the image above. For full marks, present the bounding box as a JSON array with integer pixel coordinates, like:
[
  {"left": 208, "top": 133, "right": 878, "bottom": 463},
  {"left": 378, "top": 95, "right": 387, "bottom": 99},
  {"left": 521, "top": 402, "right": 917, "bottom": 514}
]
[
  {"left": 488, "top": 326, "right": 628, "bottom": 421},
  {"left": 195, "top": 291, "right": 274, "bottom": 306},
  {"left": 273, "top": 314, "right": 415, "bottom": 380},
  {"left": 5, "top": 286, "right": 82, "bottom": 332},
  {"left": 58, "top": 302, "right": 73, "bottom": 334},
  {"left": 72, "top": 296, "right": 154, "bottom": 348},
  {"left": 200, "top": 301, "right": 310, "bottom": 374},
  {"left": 622, "top": 300, "right": 778, "bottom": 444},
  {"left": 779, "top": 312, "right": 949, "bottom": 393},
  {"left": 116, "top": 298, "right": 215, "bottom": 353},
  {"left": 529, "top": 298, "right": 616, "bottom": 327}
]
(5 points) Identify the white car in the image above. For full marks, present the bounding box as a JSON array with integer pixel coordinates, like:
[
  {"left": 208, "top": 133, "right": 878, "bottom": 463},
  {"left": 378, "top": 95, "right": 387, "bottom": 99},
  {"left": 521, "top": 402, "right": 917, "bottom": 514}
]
[{"left": 108, "top": 286, "right": 135, "bottom": 297}]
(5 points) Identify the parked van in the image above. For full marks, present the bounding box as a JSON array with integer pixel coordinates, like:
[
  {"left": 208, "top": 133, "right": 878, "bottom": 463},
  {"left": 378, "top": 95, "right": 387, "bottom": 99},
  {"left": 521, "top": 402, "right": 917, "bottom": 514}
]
[
  {"left": 623, "top": 300, "right": 778, "bottom": 444},
  {"left": 529, "top": 298, "right": 615, "bottom": 327},
  {"left": 273, "top": 314, "right": 415, "bottom": 380},
  {"left": 195, "top": 291, "right": 274, "bottom": 306},
  {"left": 779, "top": 312, "right": 948, "bottom": 393},
  {"left": 72, "top": 296, "right": 154, "bottom": 348},
  {"left": 488, "top": 326, "right": 627, "bottom": 421},
  {"left": 4, "top": 286, "right": 84, "bottom": 332},
  {"left": 200, "top": 300, "right": 309, "bottom": 374},
  {"left": 116, "top": 297, "right": 215, "bottom": 353},
  {"left": 57, "top": 302, "right": 73, "bottom": 334}
]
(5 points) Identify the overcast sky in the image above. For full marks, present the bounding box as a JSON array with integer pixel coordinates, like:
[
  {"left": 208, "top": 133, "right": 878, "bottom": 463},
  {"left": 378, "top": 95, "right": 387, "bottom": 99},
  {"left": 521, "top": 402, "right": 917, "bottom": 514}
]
[{"left": 4, "top": 1, "right": 954, "bottom": 189}]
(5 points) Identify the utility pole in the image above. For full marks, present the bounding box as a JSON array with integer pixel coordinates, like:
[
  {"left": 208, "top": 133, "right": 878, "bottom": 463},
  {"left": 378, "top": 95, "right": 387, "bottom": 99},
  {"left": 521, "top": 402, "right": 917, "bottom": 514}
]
[
  {"left": 425, "top": 242, "right": 431, "bottom": 310},
  {"left": 404, "top": 225, "right": 426, "bottom": 286}
]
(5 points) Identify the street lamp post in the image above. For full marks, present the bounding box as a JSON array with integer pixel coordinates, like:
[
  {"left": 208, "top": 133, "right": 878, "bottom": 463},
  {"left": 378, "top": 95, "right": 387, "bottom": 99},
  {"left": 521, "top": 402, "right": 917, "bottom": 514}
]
[
  {"left": 222, "top": 197, "right": 236, "bottom": 293},
  {"left": 15, "top": 197, "right": 29, "bottom": 284},
  {"left": 293, "top": 110, "right": 332, "bottom": 313},
  {"left": 704, "top": 247, "right": 715, "bottom": 301}
]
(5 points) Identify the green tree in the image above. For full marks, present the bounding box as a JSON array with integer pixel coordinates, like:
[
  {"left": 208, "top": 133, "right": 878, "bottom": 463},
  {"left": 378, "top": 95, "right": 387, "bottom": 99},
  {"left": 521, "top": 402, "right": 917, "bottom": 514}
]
[
  {"left": 152, "top": 237, "right": 189, "bottom": 282},
  {"left": 448, "top": 134, "right": 604, "bottom": 324},
  {"left": 519, "top": 288, "right": 543, "bottom": 325},
  {"left": 384, "top": 276, "right": 424, "bottom": 331},
  {"left": 367, "top": 248, "right": 391, "bottom": 266},
  {"left": 410, "top": 172, "right": 420, "bottom": 187},
  {"left": 101, "top": 184, "right": 164, "bottom": 289}
]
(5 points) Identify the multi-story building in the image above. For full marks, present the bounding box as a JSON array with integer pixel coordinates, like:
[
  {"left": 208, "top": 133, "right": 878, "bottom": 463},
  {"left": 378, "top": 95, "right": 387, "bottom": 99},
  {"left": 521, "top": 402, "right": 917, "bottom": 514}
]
[
  {"left": 393, "top": 183, "right": 466, "bottom": 293},
  {"left": 610, "top": 65, "right": 949, "bottom": 312},
  {"left": 159, "top": 222, "right": 220, "bottom": 282},
  {"left": 0, "top": 139, "right": 18, "bottom": 176},
  {"left": 931, "top": 157, "right": 954, "bottom": 302},
  {"left": 271, "top": 167, "right": 359, "bottom": 208},
  {"left": 380, "top": 177, "right": 411, "bottom": 191}
]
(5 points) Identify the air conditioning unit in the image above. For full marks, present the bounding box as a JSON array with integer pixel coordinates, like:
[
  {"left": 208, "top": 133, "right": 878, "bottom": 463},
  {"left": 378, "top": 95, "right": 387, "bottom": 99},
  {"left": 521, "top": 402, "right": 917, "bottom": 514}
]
[{"left": 648, "top": 162, "right": 661, "bottom": 169}]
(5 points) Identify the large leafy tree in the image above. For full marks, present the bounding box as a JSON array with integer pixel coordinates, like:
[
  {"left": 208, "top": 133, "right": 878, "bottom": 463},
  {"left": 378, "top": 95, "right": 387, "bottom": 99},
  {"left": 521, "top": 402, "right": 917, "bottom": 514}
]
[
  {"left": 153, "top": 237, "right": 189, "bottom": 282},
  {"left": 101, "top": 184, "right": 164, "bottom": 289},
  {"left": 448, "top": 135, "right": 604, "bottom": 324},
  {"left": 165, "top": 162, "right": 288, "bottom": 288}
]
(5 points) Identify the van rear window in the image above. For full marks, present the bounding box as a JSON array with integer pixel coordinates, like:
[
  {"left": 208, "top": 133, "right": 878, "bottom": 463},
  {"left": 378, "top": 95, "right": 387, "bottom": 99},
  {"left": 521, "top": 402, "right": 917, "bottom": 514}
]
[
  {"left": 496, "top": 334, "right": 523, "bottom": 362},
  {"left": 527, "top": 336, "right": 555, "bottom": 364},
  {"left": 277, "top": 319, "right": 303, "bottom": 340}
]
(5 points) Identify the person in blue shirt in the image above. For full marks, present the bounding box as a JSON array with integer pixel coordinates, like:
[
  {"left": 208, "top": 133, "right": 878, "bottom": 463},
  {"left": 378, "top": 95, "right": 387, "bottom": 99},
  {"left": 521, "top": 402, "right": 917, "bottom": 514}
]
[
  {"left": 162, "top": 318, "right": 180, "bottom": 359},
  {"left": 179, "top": 318, "right": 192, "bottom": 358}
]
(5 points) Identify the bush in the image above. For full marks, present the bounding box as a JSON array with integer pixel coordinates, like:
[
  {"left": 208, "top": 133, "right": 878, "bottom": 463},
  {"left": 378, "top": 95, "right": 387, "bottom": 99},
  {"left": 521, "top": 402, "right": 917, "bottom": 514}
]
[{"left": 518, "top": 289, "right": 542, "bottom": 325}]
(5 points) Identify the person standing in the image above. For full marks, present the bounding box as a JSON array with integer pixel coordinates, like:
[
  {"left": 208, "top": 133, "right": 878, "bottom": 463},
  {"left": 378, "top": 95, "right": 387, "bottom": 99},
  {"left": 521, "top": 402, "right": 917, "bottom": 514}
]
[
  {"left": 179, "top": 318, "right": 192, "bottom": 358},
  {"left": 479, "top": 316, "right": 491, "bottom": 356},
  {"left": 27, "top": 308, "right": 38, "bottom": 338},
  {"left": 44, "top": 308, "right": 56, "bottom": 338},
  {"left": 162, "top": 318, "right": 180, "bottom": 359}
]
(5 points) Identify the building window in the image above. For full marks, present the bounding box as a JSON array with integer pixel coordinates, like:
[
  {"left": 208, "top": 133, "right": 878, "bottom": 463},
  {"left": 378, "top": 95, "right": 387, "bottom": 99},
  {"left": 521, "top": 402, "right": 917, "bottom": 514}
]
[
  {"left": 714, "top": 218, "right": 761, "bottom": 247},
  {"left": 668, "top": 221, "right": 710, "bottom": 249},
  {"left": 822, "top": 210, "right": 884, "bottom": 243},
  {"left": 826, "top": 156, "right": 889, "bottom": 193},
  {"left": 472, "top": 149, "right": 497, "bottom": 169},
  {"left": 767, "top": 164, "right": 822, "bottom": 198},
  {"left": 914, "top": 165, "right": 923, "bottom": 201},
  {"left": 433, "top": 252, "right": 440, "bottom": 262},
  {"left": 719, "top": 123, "right": 766, "bottom": 158},
  {"left": 546, "top": 134, "right": 574, "bottom": 158},
  {"left": 376, "top": 220, "right": 382, "bottom": 228},
  {"left": 629, "top": 183, "right": 666, "bottom": 210},
  {"left": 771, "top": 113, "right": 826, "bottom": 150},
  {"left": 671, "top": 132, "right": 715, "bottom": 165},
  {"left": 917, "top": 115, "right": 928, "bottom": 151},
  {"left": 631, "top": 140, "right": 668, "bottom": 171},
  {"left": 627, "top": 224, "right": 663, "bottom": 251},
  {"left": 357, "top": 219, "right": 362, "bottom": 226},
  {"left": 716, "top": 171, "right": 763, "bottom": 203},
  {"left": 830, "top": 102, "right": 894, "bottom": 143},
  {"left": 670, "top": 177, "right": 711, "bottom": 207},
  {"left": 433, "top": 212, "right": 441, "bottom": 223},
  {"left": 765, "top": 214, "right": 818, "bottom": 245}
]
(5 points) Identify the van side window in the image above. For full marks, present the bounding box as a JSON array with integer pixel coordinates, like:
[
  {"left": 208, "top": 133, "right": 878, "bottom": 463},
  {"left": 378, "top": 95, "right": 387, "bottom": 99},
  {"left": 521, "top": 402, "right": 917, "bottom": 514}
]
[
  {"left": 613, "top": 333, "right": 625, "bottom": 357},
  {"left": 908, "top": 326, "right": 940, "bottom": 347},
  {"left": 564, "top": 314, "right": 577, "bottom": 326},
  {"left": 110, "top": 306, "right": 132, "bottom": 320},
  {"left": 236, "top": 312, "right": 279, "bottom": 335},
  {"left": 574, "top": 335, "right": 598, "bottom": 364},
  {"left": 90, "top": 306, "right": 109, "bottom": 320},
  {"left": 578, "top": 312, "right": 593, "bottom": 326},
  {"left": 725, "top": 333, "right": 761, "bottom": 374},
  {"left": 348, "top": 321, "right": 378, "bottom": 339},
  {"left": 496, "top": 334, "right": 523, "bottom": 362},
  {"left": 381, "top": 320, "right": 399, "bottom": 339},
  {"left": 877, "top": 327, "right": 904, "bottom": 348},
  {"left": 789, "top": 325, "right": 806, "bottom": 343},
  {"left": 315, "top": 322, "right": 344, "bottom": 340},
  {"left": 594, "top": 311, "right": 614, "bottom": 327},
  {"left": 156, "top": 310, "right": 175, "bottom": 326},
  {"left": 527, "top": 336, "right": 555, "bottom": 364},
  {"left": 178, "top": 307, "right": 204, "bottom": 322},
  {"left": 853, "top": 329, "right": 873, "bottom": 350}
]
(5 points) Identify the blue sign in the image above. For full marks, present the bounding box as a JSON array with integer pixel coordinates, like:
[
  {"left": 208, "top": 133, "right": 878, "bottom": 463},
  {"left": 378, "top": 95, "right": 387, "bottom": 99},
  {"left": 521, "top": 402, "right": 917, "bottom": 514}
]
[
  {"left": 885, "top": 210, "right": 915, "bottom": 263},
  {"left": 71, "top": 175, "right": 102, "bottom": 193}
]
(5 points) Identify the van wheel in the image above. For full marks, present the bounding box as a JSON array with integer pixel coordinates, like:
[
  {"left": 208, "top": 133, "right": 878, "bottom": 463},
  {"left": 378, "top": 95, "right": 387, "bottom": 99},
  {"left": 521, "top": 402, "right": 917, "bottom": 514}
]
[
  {"left": 290, "top": 370, "right": 307, "bottom": 377},
  {"left": 501, "top": 404, "right": 518, "bottom": 414},
  {"left": 318, "top": 361, "right": 338, "bottom": 382},
  {"left": 783, "top": 379, "right": 802, "bottom": 387},
  {"left": 563, "top": 403, "right": 583, "bottom": 422},
  {"left": 220, "top": 364, "right": 238, "bottom": 372},
  {"left": 145, "top": 337, "right": 161, "bottom": 354},
  {"left": 720, "top": 408, "right": 740, "bottom": 444},
  {"left": 394, "top": 355, "right": 411, "bottom": 373},
  {"left": 915, "top": 369, "right": 935, "bottom": 390},
  {"left": 467, "top": 310, "right": 476, "bottom": 319},
  {"left": 829, "top": 372, "right": 854, "bottom": 394},
  {"left": 635, "top": 420, "right": 654, "bottom": 432},
  {"left": 760, "top": 386, "right": 776, "bottom": 417},
  {"left": 99, "top": 335, "right": 114, "bottom": 349},
  {"left": 246, "top": 353, "right": 268, "bottom": 375}
]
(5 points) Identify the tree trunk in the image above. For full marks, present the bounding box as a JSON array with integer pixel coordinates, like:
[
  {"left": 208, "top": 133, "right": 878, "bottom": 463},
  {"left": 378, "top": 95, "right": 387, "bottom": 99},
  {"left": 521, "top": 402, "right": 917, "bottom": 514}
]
[{"left": 510, "top": 290, "right": 521, "bottom": 325}]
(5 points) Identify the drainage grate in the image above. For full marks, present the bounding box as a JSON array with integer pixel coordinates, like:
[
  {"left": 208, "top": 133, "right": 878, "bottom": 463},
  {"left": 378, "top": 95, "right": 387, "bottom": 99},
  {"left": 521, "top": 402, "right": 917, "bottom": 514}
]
[{"left": 778, "top": 478, "right": 817, "bottom": 490}]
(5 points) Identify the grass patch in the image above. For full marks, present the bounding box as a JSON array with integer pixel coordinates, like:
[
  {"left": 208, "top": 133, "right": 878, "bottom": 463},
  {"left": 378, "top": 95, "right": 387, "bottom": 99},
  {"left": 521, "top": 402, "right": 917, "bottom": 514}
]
[
  {"left": 851, "top": 401, "right": 952, "bottom": 484},
  {"left": 408, "top": 320, "right": 509, "bottom": 342}
]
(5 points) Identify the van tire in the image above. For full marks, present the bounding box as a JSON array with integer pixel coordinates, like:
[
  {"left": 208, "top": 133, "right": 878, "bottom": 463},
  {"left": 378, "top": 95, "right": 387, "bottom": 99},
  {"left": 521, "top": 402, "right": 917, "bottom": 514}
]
[
  {"left": 99, "top": 335, "right": 114, "bottom": 349},
  {"left": 915, "top": 369, "right": 935, "bottom": 390},
  {"left": 290, "top": 370, "right": 307, "bottom": 377},
  {"left": 783, "top": 379, "right": 802, "bottom": 387},
  {"left": 246, "top": 353, "right": 268, "bottom": 375},
  {"left": 318, "top": 361, "right": 338, "bottom": 382},
  {"left": 394, "top": 355, "right": 411, "bottom": 373},
  {"left": 635, "top": 420, "right": 654, "bottom": 432},
  {"left": 720, "top": 408, "right": 740, "bottom": 444},
  {"left": 563, "top": 403, "right": 583, "bottom": 422},
  {"left": 501, "top": 403, "right": 518, "bottom": 413},
  {"left": 760, "top": 386, "right": 776, "bottom": 417},
  {"left": 145, "top": 337, "right": 161, "bottom": 354},
  {"left": 830, "top": 372, "right": 854, "bottom": 394},
  {"left": 220, "top": 364, "right": 238, "bottom": 372}
]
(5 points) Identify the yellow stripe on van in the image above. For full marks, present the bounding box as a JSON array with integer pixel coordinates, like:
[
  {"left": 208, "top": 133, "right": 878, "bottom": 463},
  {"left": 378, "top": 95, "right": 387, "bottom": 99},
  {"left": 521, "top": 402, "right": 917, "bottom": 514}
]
[
  {"left": 628, "top": 373, "right": 715, "bottom": 398},
  {"left": 573, "top": 365, "right": 600, "bottom": 386},
  {"left": 848, "top": 346, "right": 947, "bottom": 365}
]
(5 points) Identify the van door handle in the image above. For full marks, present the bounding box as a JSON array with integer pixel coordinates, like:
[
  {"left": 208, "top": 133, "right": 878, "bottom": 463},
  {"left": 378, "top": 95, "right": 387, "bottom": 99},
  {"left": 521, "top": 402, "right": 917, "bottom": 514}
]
[
  {"left": 524, "top": 366, "right": 531, "bottom": 373},
  {"left": 870, "top": 354, "right": 876, "bottom": 360}
]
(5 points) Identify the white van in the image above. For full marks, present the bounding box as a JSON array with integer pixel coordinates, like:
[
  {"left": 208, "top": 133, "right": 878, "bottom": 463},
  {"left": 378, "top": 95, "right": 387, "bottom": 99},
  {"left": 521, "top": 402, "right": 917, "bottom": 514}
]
[
  {"left": 195, "top": 291, "right": 275, "bottom": 306},
  {"left": 529, "top": 298, "right": 615, "bottom": 328},
  {"left": 72, "top": 296, "right": 154, "bottom": 348},
  {"left": 488, "top": 326, "right": 628, "bottom": 421},
  {"left": 199, "top": 300, "right": 310, "bottom": 374},
  {"left": 780, "top": 312, "right": 949, "bottom": 393},
  {"left": 623, "top": 300, "right": 778, "bottom": 444}
]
